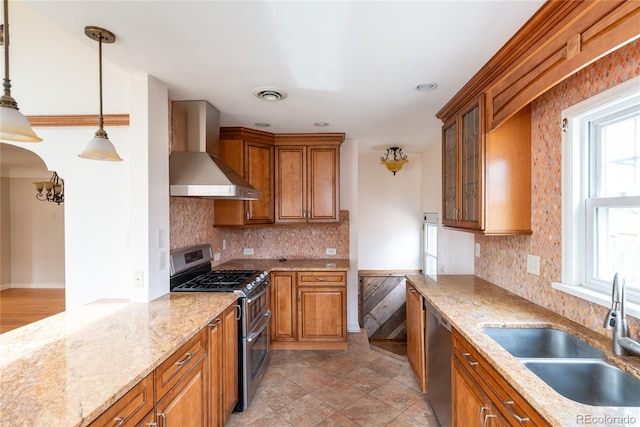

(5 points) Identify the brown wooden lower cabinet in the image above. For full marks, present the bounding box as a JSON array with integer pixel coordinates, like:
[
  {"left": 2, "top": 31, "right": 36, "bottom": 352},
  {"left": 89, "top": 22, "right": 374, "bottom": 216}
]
[
  {"left": 90, "top": 301, "right": 239, "bottom": 427},
  {"left": 271, "top": 271, "right": 347, "bottom": 350},
  {"left": 452, "top": 329, "right": 549, "bottom": 427}
]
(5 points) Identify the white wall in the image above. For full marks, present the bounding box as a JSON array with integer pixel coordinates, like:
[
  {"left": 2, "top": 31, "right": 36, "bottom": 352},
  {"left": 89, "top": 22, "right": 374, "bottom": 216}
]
[
  {"left": 420, "top": 137, "right": 474, "bottom": 274},
  {"left": 2, "top": 3, "right": 170, "bottom": 308},
  {"left": 340, "top": 139, "right": 360, "bottom": 331},
  {"left": 6, "top": 177, "right": 65, "bottom": 288},
  {"left": 358, "top": 150, "right": 422, "bottom": 270}
]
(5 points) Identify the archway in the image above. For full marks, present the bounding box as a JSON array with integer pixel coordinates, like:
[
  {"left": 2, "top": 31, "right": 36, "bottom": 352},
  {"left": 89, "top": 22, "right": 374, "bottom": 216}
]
[{"left": 0, "top": 143, "right": 65, "bottom": 332}]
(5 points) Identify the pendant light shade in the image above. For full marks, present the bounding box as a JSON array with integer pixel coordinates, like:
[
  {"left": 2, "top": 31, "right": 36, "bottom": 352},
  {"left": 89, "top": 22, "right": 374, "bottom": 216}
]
[
  {"left": 78, "top": 26, "right": 122, "bottom": 161},
  {"left": 0, "top": 0, "right": 42, "bottom": 143}
]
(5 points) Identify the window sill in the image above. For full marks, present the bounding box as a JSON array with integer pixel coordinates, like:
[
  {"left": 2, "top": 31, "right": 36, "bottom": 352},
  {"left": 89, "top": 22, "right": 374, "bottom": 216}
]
[{"left": 552, "top": 282, "right": 640, "bottom": 319}]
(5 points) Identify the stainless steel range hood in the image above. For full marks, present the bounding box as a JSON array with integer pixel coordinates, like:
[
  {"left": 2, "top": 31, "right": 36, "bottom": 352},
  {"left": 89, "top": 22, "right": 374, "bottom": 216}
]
[{"left": 169, "top": 101, "right": 261, "bottom": 200}]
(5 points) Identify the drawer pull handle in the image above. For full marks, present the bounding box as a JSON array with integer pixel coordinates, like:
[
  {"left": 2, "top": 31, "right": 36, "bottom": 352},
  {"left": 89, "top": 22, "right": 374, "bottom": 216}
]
[
  {"left": 462, "top": 352, "right": 479, "bottom": 366},
  {"left": 479, "top": 406, "right": 488, "bottom": 427},
  {"left": 113, "top": 417, "right": 125, "bottom": 426},
  {"left": 159, "top": 412, "right": 168, "bottom": 427},
  {"left": 505, "top": 400, "right": 530, "bottom": 424},
  {"left": 208, "top": 317, "right": 221, "bottom": 327},
  {"left": 315, "top": 277, "right": 327, "bottom": 281},
  {"left": 174, "top": 352, "right": 193, "bottom": 366}
]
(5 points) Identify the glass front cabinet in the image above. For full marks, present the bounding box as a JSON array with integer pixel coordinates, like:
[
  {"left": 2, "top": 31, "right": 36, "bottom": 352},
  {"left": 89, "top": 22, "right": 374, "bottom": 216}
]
[{"left": 442, "top": 95, "right": 484, "bottom": 231}]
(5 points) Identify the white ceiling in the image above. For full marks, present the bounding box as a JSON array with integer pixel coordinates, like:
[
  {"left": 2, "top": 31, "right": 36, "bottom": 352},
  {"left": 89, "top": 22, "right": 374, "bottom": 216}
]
[{"left": 17, "top": 0, "right": 543, "bottom": 156}]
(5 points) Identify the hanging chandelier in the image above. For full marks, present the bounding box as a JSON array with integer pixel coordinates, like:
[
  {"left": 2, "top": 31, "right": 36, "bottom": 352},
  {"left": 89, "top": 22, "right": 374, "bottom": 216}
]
[{"left": 34, "top": 172, "right": 64, "bottom": 205}]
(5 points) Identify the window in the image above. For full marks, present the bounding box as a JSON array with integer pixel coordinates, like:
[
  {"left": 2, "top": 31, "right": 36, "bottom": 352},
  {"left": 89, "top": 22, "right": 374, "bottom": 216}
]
[{"left": 555, "top": 76, "right": 640, "bottom": 309}]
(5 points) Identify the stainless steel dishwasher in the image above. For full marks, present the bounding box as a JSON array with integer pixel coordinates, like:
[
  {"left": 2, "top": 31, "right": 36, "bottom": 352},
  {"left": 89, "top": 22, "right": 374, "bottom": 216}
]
[{"left": 426, "top": 302, "right": 452, "bottom": 427}]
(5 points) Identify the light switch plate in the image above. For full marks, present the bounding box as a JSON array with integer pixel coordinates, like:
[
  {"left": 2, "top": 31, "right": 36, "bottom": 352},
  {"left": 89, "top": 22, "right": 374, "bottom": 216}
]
[
  {"left": 527, "top": 254, "right": 540, "bottom": 275},
  {"left": 475, "top": 243, "right": 481, "bottom": 257},
  {"left": 214, "top": 252, "right": 221, "bottom": 261}
]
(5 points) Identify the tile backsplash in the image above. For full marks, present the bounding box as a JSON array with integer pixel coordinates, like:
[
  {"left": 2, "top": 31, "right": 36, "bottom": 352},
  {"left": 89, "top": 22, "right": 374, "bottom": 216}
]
[
  {"left": 170, "top": 196, "right": 349, "bottom": 264},
  {"left": 475, "top": 40, "right": 640, "bottom": 339}
]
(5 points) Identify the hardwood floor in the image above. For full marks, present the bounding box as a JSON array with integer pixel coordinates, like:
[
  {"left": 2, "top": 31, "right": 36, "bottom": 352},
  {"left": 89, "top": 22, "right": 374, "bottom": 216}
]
[{"left": 0, "top": 288, "right": 65, "bottom": 333}]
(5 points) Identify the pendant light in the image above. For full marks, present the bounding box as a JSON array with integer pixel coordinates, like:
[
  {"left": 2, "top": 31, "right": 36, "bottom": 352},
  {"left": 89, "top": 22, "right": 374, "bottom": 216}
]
[
  {"left": 0, "top": 0, "right": 42, "bottom": 142},
  {"left": 78, "top": 26, "right": 122, "bottom": 161}
]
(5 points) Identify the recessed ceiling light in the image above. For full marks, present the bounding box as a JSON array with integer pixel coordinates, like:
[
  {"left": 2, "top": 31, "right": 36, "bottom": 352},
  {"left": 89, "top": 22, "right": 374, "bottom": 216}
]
[
  {"left": 313, "top": 122, "right": 330, "bottom": 127},
  {"left": 253, "top": 87, "right": 287, "bottom": 101},
  {"left": 254, "top": 122, "right": 271, "bottom": 128},
  {"left": 415, "top": 83, "right": 438, "bottom": 92}
]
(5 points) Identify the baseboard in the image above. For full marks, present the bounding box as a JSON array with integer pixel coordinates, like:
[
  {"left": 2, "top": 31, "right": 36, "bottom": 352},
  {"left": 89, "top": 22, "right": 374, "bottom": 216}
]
[{"left": 5, "top": 283, "right": 65, "bottom": 289}]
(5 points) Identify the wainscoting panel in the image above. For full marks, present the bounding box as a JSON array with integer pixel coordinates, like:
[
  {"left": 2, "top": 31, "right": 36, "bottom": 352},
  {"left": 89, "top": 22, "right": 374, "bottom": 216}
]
[{"left": 359, "top": 271, "right": 419, "bottom": 342}]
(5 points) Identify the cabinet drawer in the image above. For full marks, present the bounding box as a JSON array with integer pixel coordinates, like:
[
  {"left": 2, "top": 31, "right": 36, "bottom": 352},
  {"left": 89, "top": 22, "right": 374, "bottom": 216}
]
[
  {"left": 297, "top": 271, "right": 346, "bottom": 285},
  {"left": 89, "top": 373, "right": 154, "bottom": 427},
  {"left": 155, "top": 329, "right": 207, "bottom": 401},
  {"left": 452, "top": 329, "right": 549, "bottom": 427}
]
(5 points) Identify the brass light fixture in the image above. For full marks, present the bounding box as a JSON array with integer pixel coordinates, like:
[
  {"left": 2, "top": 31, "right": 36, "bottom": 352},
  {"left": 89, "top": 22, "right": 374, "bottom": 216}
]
[
  {"left": 0, "top": 0, "right": 42, "bottom": 142},
  {"left": 34, "top": 172, "right": 64, "bottom": 205},
  {"left": 78, "top": 26, "right": 122, "bottom": 161},
  {"left": 381, "top": 147, "right": 408, "bottom": 175}
]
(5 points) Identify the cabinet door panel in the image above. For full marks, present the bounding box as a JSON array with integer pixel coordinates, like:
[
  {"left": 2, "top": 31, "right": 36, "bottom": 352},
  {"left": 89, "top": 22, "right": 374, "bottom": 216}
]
[
  {"left": 460, "top": 103, "right": 481, "bottom": 227},
  {"left": 298, "top": 286, "right": 346, "bottom": 342},
  {"left": 308, "top": 147, "right": 339, "bottom": 222},
  {"left": 276, "top": 147, "right": 306, "bottom": 222},
  {"left": 208, "top": 317, "right": 223, "bottom": 427},
  {"left": 271, "top": 273, "right": 297, "bottom": 341},
  {"left": 406, "top": 284, "right": 427, "bottom": 393},
  {"left": 222, "top": 304, "right": 239, "bottom": 421},
  {"left": 442, "top": 119, "right": 458, "bottom": 226},
  {"left": 156, "top": 357, "right": 207, "bottom": 427},
  {"left": 246, "top": 143, "right": 274, "bottom": 223}
]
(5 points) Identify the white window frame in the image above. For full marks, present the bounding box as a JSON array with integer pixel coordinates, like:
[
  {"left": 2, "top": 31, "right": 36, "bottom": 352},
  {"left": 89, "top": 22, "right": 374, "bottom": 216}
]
[{"left": 553, "top": 76, "right": 640, "bottom": 318}]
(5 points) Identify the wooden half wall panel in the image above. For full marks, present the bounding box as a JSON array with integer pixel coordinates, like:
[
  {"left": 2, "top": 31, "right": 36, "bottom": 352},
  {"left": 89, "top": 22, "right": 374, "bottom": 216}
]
[{"left": 359, "top": 271, "right": 420, "bottom": 342}]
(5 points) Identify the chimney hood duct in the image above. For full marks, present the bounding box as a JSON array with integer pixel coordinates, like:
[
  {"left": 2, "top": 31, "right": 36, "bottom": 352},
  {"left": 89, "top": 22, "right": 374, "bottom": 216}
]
[{"left": 169, "top": 101, "right": 261, "bottom": 200}]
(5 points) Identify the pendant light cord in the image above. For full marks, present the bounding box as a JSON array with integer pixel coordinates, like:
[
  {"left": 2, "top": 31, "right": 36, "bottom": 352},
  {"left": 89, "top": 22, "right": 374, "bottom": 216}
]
[
  {"left": 2, "top": 0, "right": 13, "bottom": 102},
  {"left": 98, "top": 32, "right": 104, "bottom": 131}
]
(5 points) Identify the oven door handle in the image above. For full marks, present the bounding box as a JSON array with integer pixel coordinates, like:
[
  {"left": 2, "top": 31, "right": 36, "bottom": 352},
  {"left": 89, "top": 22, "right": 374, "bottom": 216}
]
[
  {"left": 246, "top": 283, "right": 269, "bottom": 304},
  {"left": 247, "top": 310, "right": 271, "bottom": 343}
]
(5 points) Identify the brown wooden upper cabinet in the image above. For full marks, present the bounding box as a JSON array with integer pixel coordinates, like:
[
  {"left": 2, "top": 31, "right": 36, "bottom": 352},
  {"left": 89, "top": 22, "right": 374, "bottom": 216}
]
[
  {"left": 274, "top": 134, "right": 344, "bottom": 224},
  {"left": 214, "top": 128, "right": 275, "bottom": 226},
  {"left": 442, "top": 95, "right": 532, "bottom": 235},
  {"left": 437, "top": 1, "right": 639, "bottom": 235}
]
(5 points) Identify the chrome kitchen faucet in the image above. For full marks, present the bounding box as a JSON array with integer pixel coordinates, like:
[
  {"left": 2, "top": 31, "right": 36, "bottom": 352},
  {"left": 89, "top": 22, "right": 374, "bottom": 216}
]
[{"left": 603, "top": 273, "right": 640, "bottom": 356}]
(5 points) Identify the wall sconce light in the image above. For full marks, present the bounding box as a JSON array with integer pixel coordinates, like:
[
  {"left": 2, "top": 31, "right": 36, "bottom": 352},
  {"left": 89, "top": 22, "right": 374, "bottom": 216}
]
[
  {"left": 78, "top": 26, "right": 122, "bottom": 161},
  {"left": 380, "top": 147, "right": 408, "bottom": 175},
  {"left": 0, "top": 0, "right": 42, "bottom": 142},
  {"left": 34, "top": 172, "right": 64, "bottom": 205}
]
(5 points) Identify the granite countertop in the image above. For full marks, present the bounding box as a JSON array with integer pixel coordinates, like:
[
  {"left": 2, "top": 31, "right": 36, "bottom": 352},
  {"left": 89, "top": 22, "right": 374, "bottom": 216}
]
[
  {"left": 0, "top": 292, "right": 239, "bottom": 427},
  {"left": 216, "top": 258, "right": 350, "bottom": 272},
  {"left": 405, "top": 274, "right": 640, "bottom": 427}
]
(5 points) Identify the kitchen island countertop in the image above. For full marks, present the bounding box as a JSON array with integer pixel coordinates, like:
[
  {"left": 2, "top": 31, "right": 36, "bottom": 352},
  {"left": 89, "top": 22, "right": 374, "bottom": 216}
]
[
  {"left": 406, "top": 274, "right": 640, "bottom": 427},
  {"left": 0, "top": 292, "right": 238, "bottom": 427},
  {"left": 217, "top": 258, "right": 350, "bottom": 272}
]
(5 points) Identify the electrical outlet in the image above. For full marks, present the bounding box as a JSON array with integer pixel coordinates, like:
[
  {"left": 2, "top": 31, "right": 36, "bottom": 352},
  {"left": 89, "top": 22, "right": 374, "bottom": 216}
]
[
  {"left": 222, "top": 240, "right": 226, "bottom": 250},
  {"left": 214, "top": 252, "right": 221, "bottom": 261},
  {"left": 243, "top": 248, "right": 254, "bottom": 255},
  {"left": 133, "top": 270, "right": 144, "bottom": 288},
  {"left": 527, "top": 254, "right": 540, "bottom": 275},
  {"left": 475, "top": 243, "right": 481, "bottom": 257},
  {"left": 326, "top": 248, "right": 336, "bottom": 255}
]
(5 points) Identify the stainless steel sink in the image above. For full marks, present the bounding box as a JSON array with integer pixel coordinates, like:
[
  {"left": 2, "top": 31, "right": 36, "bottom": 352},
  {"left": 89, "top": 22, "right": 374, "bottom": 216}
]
[
  {"left": 521, "top": 359, "right": 640, "bottom": 407},
  {"left": 483, "top": 327, "right": 603, "bottom": 358}
]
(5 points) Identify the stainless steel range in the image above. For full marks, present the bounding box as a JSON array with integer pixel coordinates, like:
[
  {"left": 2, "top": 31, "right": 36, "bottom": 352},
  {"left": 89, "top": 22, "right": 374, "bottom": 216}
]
[{"left": 170, "top": 244, "right": 271, "bottom": 412}]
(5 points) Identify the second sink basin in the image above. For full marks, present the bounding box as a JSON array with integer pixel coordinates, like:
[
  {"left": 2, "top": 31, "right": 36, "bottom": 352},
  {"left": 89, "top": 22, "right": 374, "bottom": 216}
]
[
  {"left": 483, "top": 327, "right": 603, "bottom": 358},
  {"left": 522, "top": 359, "right": 640, "bottom": 407}
]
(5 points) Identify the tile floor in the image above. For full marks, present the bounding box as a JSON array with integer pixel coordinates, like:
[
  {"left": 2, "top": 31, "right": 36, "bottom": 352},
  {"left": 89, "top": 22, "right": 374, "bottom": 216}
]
[{"left": 227, "top": 332, "right": 440, "bottom": 427}]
